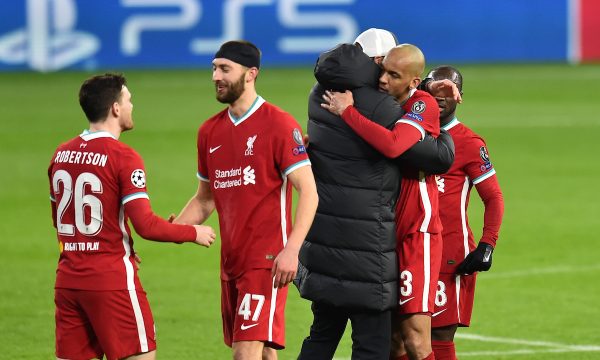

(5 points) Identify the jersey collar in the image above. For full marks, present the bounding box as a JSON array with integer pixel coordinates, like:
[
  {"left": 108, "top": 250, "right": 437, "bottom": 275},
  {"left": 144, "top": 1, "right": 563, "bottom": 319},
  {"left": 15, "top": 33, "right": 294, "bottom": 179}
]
[
  {"left": 79, "top": 129, "right": 117, "bottom": 141},
  {"left": 399, "top": 88, "right": 418, "bottom": 106},
  {"left": 441, "top": 117, "right": 460, "bottom": 131},
  {"left": 228, "top": 96, "right": 265, "bottom": 126}
]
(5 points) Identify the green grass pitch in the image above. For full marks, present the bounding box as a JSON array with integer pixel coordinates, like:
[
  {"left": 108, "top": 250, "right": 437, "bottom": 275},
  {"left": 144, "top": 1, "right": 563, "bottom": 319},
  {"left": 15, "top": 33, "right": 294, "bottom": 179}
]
[{"left": 1, "top": 63, "right": 599, "bottom": 359}]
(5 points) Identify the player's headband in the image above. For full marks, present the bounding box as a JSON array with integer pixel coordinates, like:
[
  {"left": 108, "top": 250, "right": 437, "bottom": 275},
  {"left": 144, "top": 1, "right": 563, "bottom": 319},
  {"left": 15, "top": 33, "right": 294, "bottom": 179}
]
[{"left": 214, "top": 41, "right": 261, "bottom": 69}]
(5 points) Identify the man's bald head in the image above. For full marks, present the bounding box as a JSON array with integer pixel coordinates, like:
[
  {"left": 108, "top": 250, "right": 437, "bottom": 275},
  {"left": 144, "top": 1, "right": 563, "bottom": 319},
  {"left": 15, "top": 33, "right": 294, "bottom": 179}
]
[
  {"left": 386, "top": 44, "right": 425, "bottom": 78},
  {"left": 378, "top": 43, "right": 426, "bottom": 103}
]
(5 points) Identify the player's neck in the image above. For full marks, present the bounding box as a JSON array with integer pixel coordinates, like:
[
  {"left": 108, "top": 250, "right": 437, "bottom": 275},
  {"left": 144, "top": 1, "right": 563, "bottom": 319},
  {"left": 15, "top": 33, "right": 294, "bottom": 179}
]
[
  {"left": 397, "top": 88, "right": 417, "bottom": 106},
  {"left": 88, "top": 117, "right": 122, "bottom": 139},
  {"left": 440, "top": 112, "right": 456, "bottom": 127},
  {"left": 228, "top": 89, "right": 258, "bottom": 118}
]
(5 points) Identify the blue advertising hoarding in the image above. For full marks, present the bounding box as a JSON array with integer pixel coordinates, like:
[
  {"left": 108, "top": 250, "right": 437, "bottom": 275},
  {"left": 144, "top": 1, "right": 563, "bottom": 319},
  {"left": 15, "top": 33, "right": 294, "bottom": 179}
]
[{"left": 0, "top": 0, "right": 570, "bottom": 72}]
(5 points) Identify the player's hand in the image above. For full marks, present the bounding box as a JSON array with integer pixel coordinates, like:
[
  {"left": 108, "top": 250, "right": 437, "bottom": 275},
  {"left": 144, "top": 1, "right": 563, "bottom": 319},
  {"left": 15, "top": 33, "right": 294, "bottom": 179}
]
[
  {"left": 321, "top": 90, "right": 354, "bottom": 115},
  {"left": 303, "top": 133, "right": 310, "bottom": 148},
  {"left": 456, "top": 242, "right": 494, "bottom": 275},
  {"left": 428, "top": 79, "right": 462, "bottom": 104},
  {"left": 192, "top": 225, "right": 216, "bottom": 247},
  {"left": 167, "top": 213, "right": 176, "bottom": 223},
  {"left": 271, "top": 246, "right": 300, "bottom": 289}
]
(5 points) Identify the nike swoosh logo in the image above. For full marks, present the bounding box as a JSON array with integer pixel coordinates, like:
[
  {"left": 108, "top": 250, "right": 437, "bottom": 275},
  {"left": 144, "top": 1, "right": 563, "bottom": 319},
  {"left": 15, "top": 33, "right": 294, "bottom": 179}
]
[
  {"left": 399, "top": 297, "right": 414, "bottom": 305},
  {"left": 483, "top": 250, "right": 492, "bottom": 262},
  {"left": 209, "top": 145, "right": 222, "bottom": 154},
  {"left": 240, "top": 323, "right": 259, "bottom": 331},
  {"left": 432, "top": 309, "right": 447, "bottom": 317}
]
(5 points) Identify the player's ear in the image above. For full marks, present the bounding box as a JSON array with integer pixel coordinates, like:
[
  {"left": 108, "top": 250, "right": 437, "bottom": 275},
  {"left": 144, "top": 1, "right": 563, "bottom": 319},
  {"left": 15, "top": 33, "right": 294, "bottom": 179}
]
[
  {"left": 110, "top": 102, "right": 120, "bottom": 117},
  {"left": 411, "top": 77, "right": 422, "bottom": 90},
  {"left": 246, "top": 67, "right": 259, "bottom": 82}
]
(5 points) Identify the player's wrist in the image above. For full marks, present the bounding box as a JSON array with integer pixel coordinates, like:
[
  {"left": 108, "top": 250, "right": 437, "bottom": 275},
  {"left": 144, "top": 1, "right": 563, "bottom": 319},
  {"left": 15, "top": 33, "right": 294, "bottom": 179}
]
[
  {"left": 420, "top": 77, "right": 434, "bottom": 93},
  {"left": 340, "top": 104, "right": 355, "bottom": 119},
  {"left": 478, "top": 240, "right": 495, "bottom": 250},
  {"left": 283, "top": 240, "right": 302, "bottom": 254}
]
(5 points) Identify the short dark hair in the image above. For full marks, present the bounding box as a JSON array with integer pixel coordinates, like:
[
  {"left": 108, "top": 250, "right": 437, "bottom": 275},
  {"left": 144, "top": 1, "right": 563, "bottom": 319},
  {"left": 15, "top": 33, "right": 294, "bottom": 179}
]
[
  {"left": 428, "top": 65, "right": 463, "bottom": 93},
  {"left": 78, "top": 73, "right": 127, "bottom": 123}
]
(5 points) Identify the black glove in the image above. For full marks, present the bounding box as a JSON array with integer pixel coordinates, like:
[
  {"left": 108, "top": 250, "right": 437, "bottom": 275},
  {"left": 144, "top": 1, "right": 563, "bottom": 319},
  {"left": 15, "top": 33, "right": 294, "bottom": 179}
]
[{"left": 456, "top": 242, "right": 494, "bottom": 275}]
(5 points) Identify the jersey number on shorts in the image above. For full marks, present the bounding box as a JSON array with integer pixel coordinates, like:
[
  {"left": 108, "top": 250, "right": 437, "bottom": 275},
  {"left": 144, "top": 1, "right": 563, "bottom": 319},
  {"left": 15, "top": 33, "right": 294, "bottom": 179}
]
[
  {"left": 435, "top": 280, "right": 448, "bottom": 307},
  {"left": 400, "top": 270, "right": 413, "bottom": 296},
  {"left": 53, "top": 170, "right": 104, "bottom": 236},
  {"left": 238, "top": 293, "right": 265, "bottom": 321}
]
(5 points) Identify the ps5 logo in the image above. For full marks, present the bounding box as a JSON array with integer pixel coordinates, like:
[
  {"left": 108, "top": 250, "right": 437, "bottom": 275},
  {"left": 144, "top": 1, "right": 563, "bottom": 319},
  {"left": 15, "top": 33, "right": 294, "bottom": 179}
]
[
  {"left": 0, "top": 0, "right": 358, "bottom": 71},
  {"left": 120, "top": 0, "right": 357, "bottom": 56},
  {"left": 190, "top": 0, "right": 357, "bottom": 54},
  {"left": 0, "top": 0, "right": 99, "bottom": 72}
]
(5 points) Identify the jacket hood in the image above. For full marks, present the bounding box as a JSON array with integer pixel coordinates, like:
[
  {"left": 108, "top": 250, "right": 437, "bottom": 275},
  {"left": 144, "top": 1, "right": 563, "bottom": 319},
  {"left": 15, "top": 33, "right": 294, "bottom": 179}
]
[{"left": 314, "top": 43, "right": 381, "bottom": 90}]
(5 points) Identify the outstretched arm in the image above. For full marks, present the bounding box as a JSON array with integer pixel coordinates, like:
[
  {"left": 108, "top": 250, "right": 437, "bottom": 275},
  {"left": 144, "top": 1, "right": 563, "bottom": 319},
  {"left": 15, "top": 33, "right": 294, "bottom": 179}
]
[
  {"left": 174, "top": 180, "right": 216, "bottom": 225},
  {"left": 126, "top": 198, "right": 216, "bottom": 247}
]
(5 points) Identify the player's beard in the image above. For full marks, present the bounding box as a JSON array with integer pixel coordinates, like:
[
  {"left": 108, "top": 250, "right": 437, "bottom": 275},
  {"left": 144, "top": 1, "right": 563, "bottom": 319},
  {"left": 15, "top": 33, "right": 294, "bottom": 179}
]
[{"left": 215, "top": 73, "right": 245, "bottom": 104}]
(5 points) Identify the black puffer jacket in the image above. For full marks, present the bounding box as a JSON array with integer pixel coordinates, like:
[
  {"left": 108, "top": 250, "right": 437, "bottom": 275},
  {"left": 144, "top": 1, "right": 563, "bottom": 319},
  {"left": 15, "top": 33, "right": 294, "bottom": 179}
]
[{"left": 296, "top": 44, "right": 454, "bottom": 311}]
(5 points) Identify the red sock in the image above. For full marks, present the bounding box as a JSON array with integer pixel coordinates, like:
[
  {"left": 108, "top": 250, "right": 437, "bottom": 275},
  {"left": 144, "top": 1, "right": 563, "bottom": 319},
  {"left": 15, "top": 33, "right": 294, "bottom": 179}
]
[
  {"left": 432, "top": 340, "right": 456, "bottom": 360},
  {"left": 423, "top": 351, "right": 436, "bottom": 360}
]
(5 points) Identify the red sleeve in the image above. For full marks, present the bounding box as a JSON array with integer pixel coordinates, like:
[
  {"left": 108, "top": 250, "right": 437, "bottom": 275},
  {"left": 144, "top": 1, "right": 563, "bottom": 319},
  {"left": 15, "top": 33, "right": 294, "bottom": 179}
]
[
  {"left": 474, "top": 175, "right": 504, "bottom": 247},
  {"left": 272, "top": 111, "right": 310, "bottom": 176},
  {"left": 340, "top": 105, "right": 422, "bottom": 158},
  {"left": 399, "top": 90, "right": 440, "bottom": 137},
  {"left": 117, "top": 146, "right": 149, "bottom": 200},
  {"left": 462, "top": 136, "right": 503, "bottom": 247},
  {"left": 125, "top": 198, "right": 196, "bottom": 243}
]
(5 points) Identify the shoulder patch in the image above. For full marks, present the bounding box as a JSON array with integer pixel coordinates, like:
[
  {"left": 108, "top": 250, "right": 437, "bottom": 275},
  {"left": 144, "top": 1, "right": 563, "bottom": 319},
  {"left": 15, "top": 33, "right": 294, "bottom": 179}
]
[
  {"left": 411, "top": 100, "right": 426, "bottom": 114},
  {"left": 292, "top": 128, "right": 303, "bottom": 145},
  {"left": 131, "top": 169, "right": 146, "bottom": 188},
  {"left": 480, "top": 146, "right": 490, "bottom": 163}
]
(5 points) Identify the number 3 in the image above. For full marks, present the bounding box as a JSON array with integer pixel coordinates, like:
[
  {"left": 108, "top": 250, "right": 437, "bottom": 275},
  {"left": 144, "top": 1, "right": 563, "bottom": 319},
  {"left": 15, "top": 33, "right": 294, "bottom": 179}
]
[
  {"left": 400, "top": 270, "right": 413, "bottom": 297},
  {"left": 53, "top": 171, "right": 103, "bottom": 236}
]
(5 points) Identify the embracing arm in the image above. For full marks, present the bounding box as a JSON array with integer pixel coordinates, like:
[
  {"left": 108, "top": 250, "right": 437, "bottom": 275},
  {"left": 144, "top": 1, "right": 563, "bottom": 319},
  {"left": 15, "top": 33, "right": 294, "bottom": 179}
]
[
  {"left": 420, "top": 78, "right": 462, "bottom": 103},
  {"left": 340, "top": 105, "right": 422, "bottom": 158},
  {"left": 399, "top": 129, "right": 455, "bottom": 174}
]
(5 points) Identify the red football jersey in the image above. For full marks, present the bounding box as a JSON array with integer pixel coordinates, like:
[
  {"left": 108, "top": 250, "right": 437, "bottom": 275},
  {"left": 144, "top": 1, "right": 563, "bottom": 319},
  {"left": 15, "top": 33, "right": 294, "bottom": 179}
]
[
  {"left": 436, "top": 118, "right": 497, "bottom": 273},
  {"left": 49, "top": 131, "right": 151, "bottom": 291},
  {"left": 197, "top": 97, "right": 311, "bottom": 280},
  {"left": 395, "top": 90, "right": 443, "bottom": 237}
]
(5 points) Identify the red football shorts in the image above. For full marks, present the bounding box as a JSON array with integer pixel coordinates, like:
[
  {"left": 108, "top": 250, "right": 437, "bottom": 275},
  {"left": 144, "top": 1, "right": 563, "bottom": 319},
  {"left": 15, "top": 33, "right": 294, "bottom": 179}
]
[
  {"left": 431, "top": 272, "right": 476, "bottom": 328},
  {"left": 55, "top": 288, "right": 156, "bottom": 360},
  {"left": 397, "top": 231, "right": 443, "bottom": 315},
  {"left": 221, "top": 269, "right": 288, "bottom": 349}
]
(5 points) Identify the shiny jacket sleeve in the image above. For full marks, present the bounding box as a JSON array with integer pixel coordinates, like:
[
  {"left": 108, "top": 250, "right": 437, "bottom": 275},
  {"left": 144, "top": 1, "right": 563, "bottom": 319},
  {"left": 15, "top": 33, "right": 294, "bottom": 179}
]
[{"left": 398, "top": 129, "right": 455, "bottom": 174}]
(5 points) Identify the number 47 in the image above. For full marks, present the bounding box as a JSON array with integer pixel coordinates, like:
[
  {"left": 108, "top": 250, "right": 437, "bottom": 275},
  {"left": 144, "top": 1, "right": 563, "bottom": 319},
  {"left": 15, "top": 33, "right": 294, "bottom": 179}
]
[{"left": 238, "top": 293, "right": 265, "bottom": 321}]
